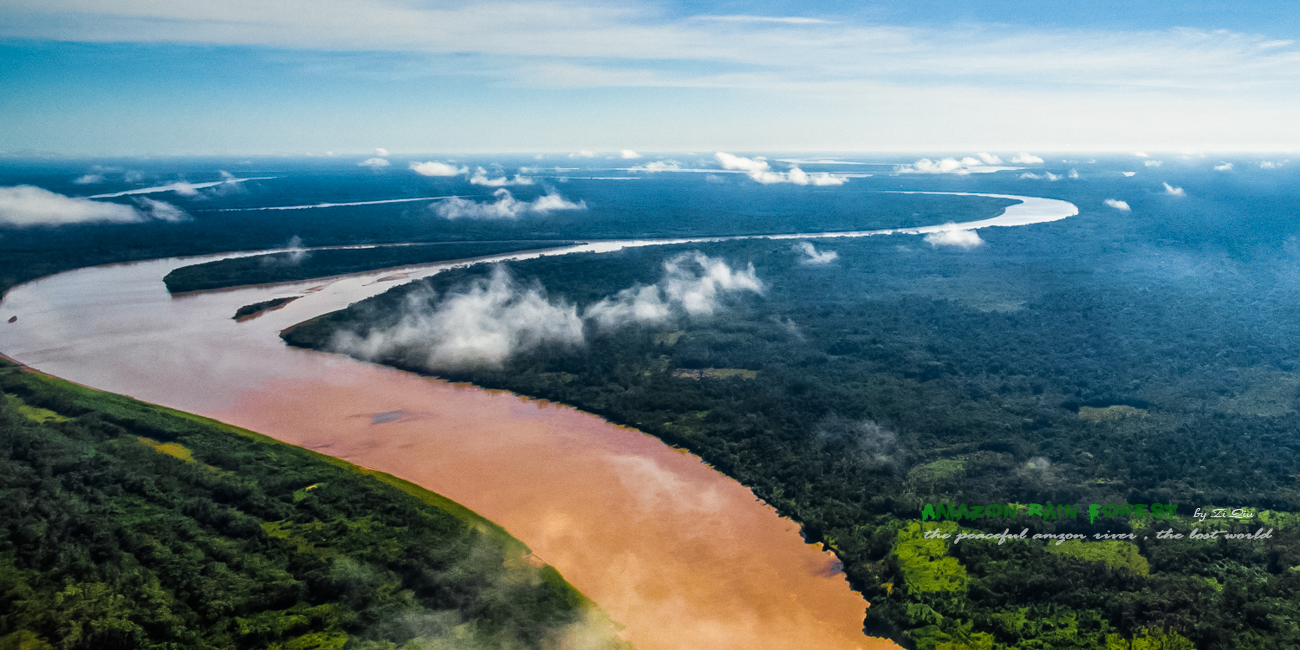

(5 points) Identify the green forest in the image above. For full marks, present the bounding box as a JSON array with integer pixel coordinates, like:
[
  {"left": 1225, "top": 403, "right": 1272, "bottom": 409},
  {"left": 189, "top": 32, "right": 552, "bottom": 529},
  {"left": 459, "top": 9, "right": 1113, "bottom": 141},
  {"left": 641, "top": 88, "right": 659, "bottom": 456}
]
[
  {"left": 285, "top": 234, "right": 1300, "bottom": 650},
  {"left": 0, "top": 358, "right": 626, "bottom": 650}
]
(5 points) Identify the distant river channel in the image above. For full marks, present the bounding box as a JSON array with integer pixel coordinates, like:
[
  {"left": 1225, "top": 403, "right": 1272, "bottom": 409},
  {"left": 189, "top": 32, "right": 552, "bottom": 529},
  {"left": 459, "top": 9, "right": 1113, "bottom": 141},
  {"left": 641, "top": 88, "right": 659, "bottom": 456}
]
[{"left": 0, "top": 193, "right": 1076, "bottom": 650}]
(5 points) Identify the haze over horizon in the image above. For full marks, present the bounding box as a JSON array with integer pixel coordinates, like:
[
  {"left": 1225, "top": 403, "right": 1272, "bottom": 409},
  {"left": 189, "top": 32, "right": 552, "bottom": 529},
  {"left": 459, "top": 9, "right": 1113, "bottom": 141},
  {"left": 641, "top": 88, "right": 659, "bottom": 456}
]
[{"left": 2, "top": 0, "right": 1299, "bottom": 155}]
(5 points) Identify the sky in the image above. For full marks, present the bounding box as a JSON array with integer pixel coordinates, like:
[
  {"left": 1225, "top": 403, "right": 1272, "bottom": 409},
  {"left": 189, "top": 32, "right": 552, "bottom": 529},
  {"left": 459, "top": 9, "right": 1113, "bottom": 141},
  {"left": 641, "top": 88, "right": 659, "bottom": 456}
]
[{"left": 1, "top": 0, "right": 1298, "bottom": 155}]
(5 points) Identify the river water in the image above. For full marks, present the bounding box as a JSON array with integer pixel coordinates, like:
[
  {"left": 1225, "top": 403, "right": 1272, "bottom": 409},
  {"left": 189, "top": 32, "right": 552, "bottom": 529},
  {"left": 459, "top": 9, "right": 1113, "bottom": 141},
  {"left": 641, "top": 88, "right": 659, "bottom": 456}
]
[{"left": 0, "top": 192, "right": 1076, "bottom": 650}]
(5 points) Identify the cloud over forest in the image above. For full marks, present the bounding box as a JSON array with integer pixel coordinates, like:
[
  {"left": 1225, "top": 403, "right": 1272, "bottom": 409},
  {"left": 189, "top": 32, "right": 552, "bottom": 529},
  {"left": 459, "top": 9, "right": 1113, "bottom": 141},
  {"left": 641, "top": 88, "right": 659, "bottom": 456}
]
[
  {"left": 0, "top": 185, "right": 187, "bottom": 226},
  {"left": 434, "top": 189, "right": 585, "bottom": 219}
]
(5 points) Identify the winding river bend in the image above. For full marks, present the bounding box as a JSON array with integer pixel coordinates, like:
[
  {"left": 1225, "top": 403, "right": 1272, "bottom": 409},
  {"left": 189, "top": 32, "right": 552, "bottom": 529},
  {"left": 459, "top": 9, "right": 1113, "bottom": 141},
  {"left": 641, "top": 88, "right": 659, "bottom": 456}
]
[{"left": 0, "top": 193, "right": 1076, "bottom": 650}]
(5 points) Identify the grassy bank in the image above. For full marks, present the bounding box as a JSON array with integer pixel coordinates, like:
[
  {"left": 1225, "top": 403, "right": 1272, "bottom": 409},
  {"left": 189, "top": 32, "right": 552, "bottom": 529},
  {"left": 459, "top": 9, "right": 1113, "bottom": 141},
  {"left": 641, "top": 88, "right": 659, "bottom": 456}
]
[{"left": 0, "top": 358, "right": 625, "bottom": 650}]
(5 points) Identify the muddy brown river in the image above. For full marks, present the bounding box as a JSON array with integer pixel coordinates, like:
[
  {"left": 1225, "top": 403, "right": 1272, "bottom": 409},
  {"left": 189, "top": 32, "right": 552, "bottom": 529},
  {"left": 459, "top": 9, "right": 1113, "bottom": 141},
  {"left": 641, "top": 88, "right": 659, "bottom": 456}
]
[{"left": 0, "top": 193, "right": 1076, "bottom": 650}]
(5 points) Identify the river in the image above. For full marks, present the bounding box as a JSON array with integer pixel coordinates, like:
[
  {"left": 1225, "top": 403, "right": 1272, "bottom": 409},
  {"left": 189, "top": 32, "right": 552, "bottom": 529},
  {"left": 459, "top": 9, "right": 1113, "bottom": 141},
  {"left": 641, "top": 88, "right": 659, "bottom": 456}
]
[{"left": 0, "top": 192, "right": 1077, "bottom": 650}]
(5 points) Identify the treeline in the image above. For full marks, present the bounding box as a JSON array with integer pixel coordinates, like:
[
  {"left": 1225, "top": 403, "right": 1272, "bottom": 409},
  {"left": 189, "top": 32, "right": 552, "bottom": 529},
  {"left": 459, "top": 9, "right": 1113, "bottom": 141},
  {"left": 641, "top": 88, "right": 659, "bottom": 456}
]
[
  {"left": 285, "top": 231, "right": 1300, "bottom": 649},
  {"left": 0, "top": 359, "right": 625, "bottom": 650},
  {"left": 165, "top": 241, "right": 579, "bottom": 293}
]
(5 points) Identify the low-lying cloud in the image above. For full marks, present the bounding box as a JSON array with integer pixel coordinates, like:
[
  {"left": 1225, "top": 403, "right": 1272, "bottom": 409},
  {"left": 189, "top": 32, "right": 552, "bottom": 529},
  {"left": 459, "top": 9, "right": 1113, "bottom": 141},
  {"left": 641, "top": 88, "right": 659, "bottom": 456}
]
[
  {"left": 73, "top": 174, "right": 105, "bottom": 185},
  {"left": 0, "top": 185, "right": 187, "bottom": 226},
  {"left": 716, "top": 152, "right": 846, "bottom": 185},
  {"left": 620, "top": 149, "right": 641, "bottom": 159},
  {"left": 794, "top": 241, "right": 838, "bottom": 264},
  {"left": 629, "top": 161, "right": 682, "bottom": 172},
  {"left": 1104, "top": 198, "right": 1132, "bottom": 211},
  {"left": 469, "top": 167, "right": 534, "bottom": 187},
  {"left": 434, "top": 188, "right": 585, "bottom": 219},
  {"left": 1020, "top": 171, "right": 1063, "bottom": 181},
  {"left": 410, "top": 161, "right": 467, "bottom": 176},
  {"left": 585, "top": 252, "right": 764, "bottom": 329},
  {"left": 336, "top": 252, "right": 764, "bottom": 370},
  {"left": 923, "top": 226, "right": 983, "bottom": 249},
  {"left": 1144, "top": 160, "right": 1163, "bottom": 167},
  {"left": 358, "top": 157, "right": 391, "bottom": 168},
  {"left": 1012, "top": 152, "right": 1044, "bottom": 164},
  {"left": 1214, "top": 162, "right": 1234, "bottom": 171},
  {"left": 896, "top": 154, "right": 1013, "bottom": 175},
  {"left": 1163, "top": 182, "right": 1185, "bottom": 196},
  {"left": 333, "top": 265, "right": 584, "bottom": 371}
]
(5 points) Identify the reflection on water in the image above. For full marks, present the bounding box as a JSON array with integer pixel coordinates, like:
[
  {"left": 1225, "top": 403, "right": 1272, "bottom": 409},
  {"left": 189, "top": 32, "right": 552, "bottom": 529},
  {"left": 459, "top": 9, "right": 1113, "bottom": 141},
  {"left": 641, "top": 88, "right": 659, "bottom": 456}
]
[{"left": 0, "top": 194, "right": 1077, "bottom": 649}]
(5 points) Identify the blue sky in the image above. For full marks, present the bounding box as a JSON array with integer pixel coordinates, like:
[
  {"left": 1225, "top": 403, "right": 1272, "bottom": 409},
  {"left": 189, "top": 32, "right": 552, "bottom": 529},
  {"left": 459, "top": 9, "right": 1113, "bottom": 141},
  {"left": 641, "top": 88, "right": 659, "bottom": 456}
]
[{"left": 1, "top": 0, "right": 1297, "bottom": 155}]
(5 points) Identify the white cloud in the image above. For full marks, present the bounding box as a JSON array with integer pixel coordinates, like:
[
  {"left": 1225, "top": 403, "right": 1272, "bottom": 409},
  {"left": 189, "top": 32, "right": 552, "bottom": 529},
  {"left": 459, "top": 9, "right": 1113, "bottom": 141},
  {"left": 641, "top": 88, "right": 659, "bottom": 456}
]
[
  {"left": 1021, "top": 171, "right": 1063, "bottom": 180},
  {"left": 332, "top": 265, "right": 584, "bottom": 371},
  {"left": 1260, "top": 160, "right": 1286, "bottom": 169},
  {"left": 1214, "top": 162, "right": 1234, "bottom": 171},
  {"left": 896, "top": 156, "right": 1014, "bottom": 175},
  {"left": 1134, "top": 151, "right": 1150, "bottom": 158},
  {"left": 0, "top": 185, "right": 186, "bottom": 226},
  {"left": 1068, "top": 168, "right": 1080, "bottom": 179},
  {"left": 358, "top": 157, "right": 391, "bottom": 168},
  {"left": 900, "top": 157, "right": 968, "bottom": 174},
  {"left": 1163, "top": 182, "right": 1185, "bottom": 196},
  {"left": 135, "top": 197, "right": 189, "bottom": 222},
  {"left": 572, "top": 150, "right": 596, "bottom": 158},
  {"left": 923, "top": 226, "right": 983, "bottom": 249},
  {"left": 1011, "top": 152, "right": 1044, "bottom": 164},
  {"left": 72, "top": 174, "right": 104, "bottom": 185},
  {"left": 1144, "top": 160, "right": 1163, "bottom": 167},
  {"left": 794, "top": 241, "right": 838, "bottom": 264},
  {"left": 469, "top": 167, "right": 534, "bottom": 186},
  {"left": 1104, "top": 198, "right": 1131, "bottom": 211},
  {"left": 716, "top": 152, "right": 845, "bottom": 185},
  {"left": 410, "top": 161, "right": 467, "bottom": 176},
  {"left": 1121, "top": 171, "right": 1137, "bottom": 177},
  {"left": 585, "top": 251, "right": 763, "bottom": 329},
  {"left": 715, "top": 151, "right": 770, "bottom": 172},
  {"left": 434, "top": 188, "right": 585, "bottom": 219},
  {"left": 628, "top": 160, "right": 682, "bottom": 172},
  {"left": 375, "top": 147, "right": 390, "bottom": 157},
  {"left": 620, "top": 149, "right": 641, "bottom": 159}
]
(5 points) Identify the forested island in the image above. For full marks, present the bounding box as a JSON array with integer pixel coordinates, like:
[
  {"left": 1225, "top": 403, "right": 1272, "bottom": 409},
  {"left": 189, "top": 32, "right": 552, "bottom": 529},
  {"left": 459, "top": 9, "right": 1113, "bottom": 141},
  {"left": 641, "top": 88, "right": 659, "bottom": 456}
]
[
  {"left": 285, "top": 233, "right": 1300, "bottom": 650},
  {"left": 0, "top": 358, "right": 626, "bottom": 650},
  {"left": 164, "top": 241, "right": 578, "bottom": 293}
]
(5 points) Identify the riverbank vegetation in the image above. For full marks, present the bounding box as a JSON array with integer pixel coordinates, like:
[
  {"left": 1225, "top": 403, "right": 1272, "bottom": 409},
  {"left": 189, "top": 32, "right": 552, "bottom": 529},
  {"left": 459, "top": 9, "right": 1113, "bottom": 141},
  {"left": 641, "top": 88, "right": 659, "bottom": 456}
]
[
  {"left": 285, "top": 223, "right": 1300, "bottom": 649},
  {"left": 0, "top": 358, "right": 626, "bottom": 650}
]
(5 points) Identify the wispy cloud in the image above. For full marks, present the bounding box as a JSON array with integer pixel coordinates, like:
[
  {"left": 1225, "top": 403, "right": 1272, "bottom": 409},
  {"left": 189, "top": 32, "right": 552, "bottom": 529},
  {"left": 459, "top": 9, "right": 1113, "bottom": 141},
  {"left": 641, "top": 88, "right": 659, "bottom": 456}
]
[
  {"left": 469, "top": 167, "right": 534, "bottom": 186},
  {"left": 0, "top": 185, "right": 185, "bottom": 226},
  {"left": 585, "top": 251, "right": 763, "bottom": 328},
  {"left": 1144, "top": 160, "right": 1163, "bottom": 167},
  {"left": 335, "top": 252, "right": 762, "bottom": 369},
  {"left": 1011, "top": 152, "right": 1044, "bottom": 164},
  {"left": 374, "top": 147, "right": 390, "bottom": 157},
  {"left": 332, "top": 265, "right": 584, "bottom": 370},
  {"left": 794, "top": 241, "right": 838, "bottom": 264},
  {"left": 1163, "top": 182, "right": 1185, "bottom": 196},
  {"left": 1214, "top": 162, "right": 1234, "bottom": 171},
  {"left": 410, "top": 161, "right": 467, "bottom": 176},
  {"left": 434, "top": 188, "right": 585, "bottom": 219},
  {"left": 923, "top": 226, "right": 983, "bottom": 249},
  {"left": 358, "top": 157, "right": 391, "bottom": 168},
  {"left": 1104, "top": 198, "right": 1132, "bottom": 211},
  {"left": 72, "top": 174, "right": 104, "bottom": 185},
  {"left": 1020, "top": 172, "right": 1062, "bottom": 180},
  {"left": 716, "top": 152, "right": 845, "bottom": 184},
  {"left": 896, "top": 157, "right": 1012, "bottom": 175},
  {"left": 628, "top": 160, "right": 682, "bottom": 172}
]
